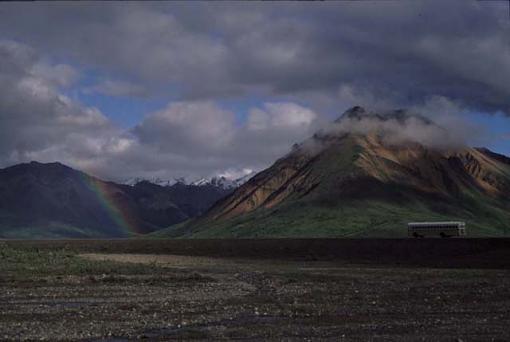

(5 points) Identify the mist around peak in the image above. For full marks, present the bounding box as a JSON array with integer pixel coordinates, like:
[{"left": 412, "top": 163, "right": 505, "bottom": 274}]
[{"left": 293, "top": 106, "right": 477, "bottom": 158}]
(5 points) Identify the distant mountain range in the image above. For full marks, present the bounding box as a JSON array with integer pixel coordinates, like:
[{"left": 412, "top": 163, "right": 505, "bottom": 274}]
[
  {"left": 123, "top": 172, "right": 256, "bottom": 190},
  {"left": 0, "top": 162, "right": 238, "bottom": 238},
  {"left": 159, "top": 107, "right": 510, "bottom": 238}
]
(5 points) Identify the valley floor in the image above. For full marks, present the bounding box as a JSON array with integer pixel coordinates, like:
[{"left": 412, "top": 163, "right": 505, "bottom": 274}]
[{"left": 0, "top": 240, "right": 510, "bottom": 341}]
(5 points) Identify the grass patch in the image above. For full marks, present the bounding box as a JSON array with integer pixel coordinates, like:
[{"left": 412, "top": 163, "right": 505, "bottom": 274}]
[
  {"left": 164, "top": 196, "right": 510, "bottom": 239},
  {"left": 0, "top": 243, "right": 164, "bottom": 279}
]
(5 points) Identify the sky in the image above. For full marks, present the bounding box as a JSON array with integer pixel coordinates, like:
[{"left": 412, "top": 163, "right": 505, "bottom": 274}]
[{"left": 0, "top": 1, "right": 509, "bottom": 182}]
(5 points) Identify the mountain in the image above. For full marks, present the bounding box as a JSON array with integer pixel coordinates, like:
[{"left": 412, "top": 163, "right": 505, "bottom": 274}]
[
  {"left": 123, "top": 177, "right": 187, "bottom": 187},
  {"left": 192, "top": 176, "right": 237, "bottom": 189},
  {"left": 154, "top": 180, "right": 234, "bottom": 218},
  {"left": 0, "top": 162, "right": 232, "bottom": 238},
  {"left": 192, "top": 173, "right": 258, "bottom": 189},
  {"left": 125, "top": 172, "right": 257, "bottom": 190},
  {"left": 162, "top": 107, "right": 510, "bottom": 238}
]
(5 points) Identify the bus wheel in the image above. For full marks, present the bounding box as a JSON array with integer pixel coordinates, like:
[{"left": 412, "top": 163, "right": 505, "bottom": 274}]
[{"left": 440, "top": 232, "right": 449, "bottom": 238}]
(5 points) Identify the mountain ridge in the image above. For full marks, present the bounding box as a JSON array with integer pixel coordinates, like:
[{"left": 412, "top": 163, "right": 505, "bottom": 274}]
[
  {"left": 163, "top": 107, "right": 510, "bottom": 238},
  {"left": 123, "top": 171, "right": 256, "bottom": 190},
  {"left": 0, "top": 161, "right": 234, "bottom": 238}
]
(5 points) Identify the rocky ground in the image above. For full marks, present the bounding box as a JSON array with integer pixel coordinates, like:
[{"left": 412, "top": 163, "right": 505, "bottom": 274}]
[{"left": 1, "top": 247, "right": 510, "bottom": 341}]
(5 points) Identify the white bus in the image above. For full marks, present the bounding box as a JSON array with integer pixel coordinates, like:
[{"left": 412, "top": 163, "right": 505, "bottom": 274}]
[{"left": 408, "top": 221, "right": 466, "bottom": 238}]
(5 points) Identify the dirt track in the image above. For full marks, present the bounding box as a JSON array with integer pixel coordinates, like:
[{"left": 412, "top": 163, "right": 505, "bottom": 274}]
[{"left": 1, "top": 240, "right": 510, "bottom": 340}]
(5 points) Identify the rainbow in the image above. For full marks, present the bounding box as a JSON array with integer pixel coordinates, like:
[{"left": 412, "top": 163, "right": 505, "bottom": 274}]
[{"left": 80, "top": 173, "right": 142, "bottom": 236}]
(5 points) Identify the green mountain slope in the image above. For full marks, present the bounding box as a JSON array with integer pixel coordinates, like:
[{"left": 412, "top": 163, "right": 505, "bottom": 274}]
[{"left": 156, "top": 107, "right": 510, "bottom": 238}]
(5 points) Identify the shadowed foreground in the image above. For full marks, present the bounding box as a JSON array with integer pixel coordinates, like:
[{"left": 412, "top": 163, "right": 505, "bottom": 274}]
[{"left": 1, "top": 240, "right": 510, "bottom": 340}]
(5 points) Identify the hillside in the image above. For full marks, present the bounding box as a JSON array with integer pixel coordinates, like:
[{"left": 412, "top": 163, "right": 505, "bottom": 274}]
[
  {"left": 0, "top": 162, "right": 232, "bottom": 238},
  {"left": 161, "top": 107, "right": 510, "bottom": 238}
]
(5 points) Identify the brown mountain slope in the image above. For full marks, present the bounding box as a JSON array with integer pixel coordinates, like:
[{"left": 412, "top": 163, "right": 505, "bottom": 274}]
[
  {"left": 204, "top": 134, "right": 509, "bottom": 220},
  {"left": 169, "top": 107, "right": 509, "bottom": 238}
]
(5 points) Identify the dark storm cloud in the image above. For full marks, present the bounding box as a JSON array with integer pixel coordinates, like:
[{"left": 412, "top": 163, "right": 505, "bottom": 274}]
[{"left": 0, "top": 1, "right": 508, "bottom": 113}]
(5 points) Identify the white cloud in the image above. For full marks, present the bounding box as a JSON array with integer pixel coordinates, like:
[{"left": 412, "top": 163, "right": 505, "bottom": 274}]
[
  {"left": 218, "top": 168, "right": 254, "bottom": 180},
  {"left": 127, "top": 101, "right": 320, "bottom": 180},
  {"left": 248, "top": 102, "right": 317, "bottom": 130},
  {"left": 0, "top": 40, "right": 321, "bottom": 181},
  {"left": 0, "top": 40, "right": 118, "bottom": 170},
  {"left": 133, "top": 101, "right": 236, "bottom": 153},
  {"left": 32, "top": 63, "right": 78, "bottom": 88},
  {"left": 322, "top": 106, "right": 474, "bottom": 150},
  {"left": 410, "top": 96, "right": 486, "bottom": 147},
  {"left": 106, "top": 136, "right": 135, "bottom": 154}
]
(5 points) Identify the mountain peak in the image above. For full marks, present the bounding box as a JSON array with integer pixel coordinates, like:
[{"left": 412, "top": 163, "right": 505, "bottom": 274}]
[
  {"left": 28, "top": 160, "right": 67, "bottom": 168},
  {"left": 336, "top": 106, "right": 368, "bottom": 121},
  {"left": 0, "top": 161, "right": 77, "bottom": 177}
]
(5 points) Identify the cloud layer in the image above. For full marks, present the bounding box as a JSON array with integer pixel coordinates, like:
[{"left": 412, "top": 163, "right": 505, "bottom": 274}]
[
  {"left": 334, "top": 110, "right": 473, "bottom": 149},
  {"left": 0, "top": 2, "right": 509, "bottom": 180},
  {"left": 0, "top": 1, "right": 508, "bottom": 113},
  {"left": 0, "top": 41, "right": 118, "bottom": 168},
  {"left": 0, "top": 40, "right": 320, "bottom": 180}
]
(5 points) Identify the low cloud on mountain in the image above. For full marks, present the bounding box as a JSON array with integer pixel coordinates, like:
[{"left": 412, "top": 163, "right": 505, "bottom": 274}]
[{"left": 335, "top": 110, "right": 475, "bottom": 149}]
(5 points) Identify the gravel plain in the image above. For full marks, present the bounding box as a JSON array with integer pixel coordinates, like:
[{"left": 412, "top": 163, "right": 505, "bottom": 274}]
[{"left": 1, "top": 249, "right": 510, "bottom": 341}]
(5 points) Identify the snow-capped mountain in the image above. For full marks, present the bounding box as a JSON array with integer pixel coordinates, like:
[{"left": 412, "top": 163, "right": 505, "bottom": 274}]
[
  {"left": 192, "top": 176, "right": 235, "bottom": 189},
  {"left": 124, "top": 171, "right": 257, "bottom": 190},
  {"left": 123, "top": 177, "right": 187, "bottom": 187},
  {"left": 194, "top": 171, "right": 258, "bottom": 189},
  {"left": 232, "top": 171, "right": 256, "bottom": 186}
]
